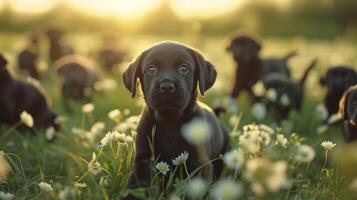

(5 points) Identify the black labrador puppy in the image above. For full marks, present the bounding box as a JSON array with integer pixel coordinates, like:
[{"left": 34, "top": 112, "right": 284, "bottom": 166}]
[
  {"left": 122, "top": 41, "right": 228, "bottom": 199},
  {"left": 339, "top": 85, "right": 357, "bottom": 142},
  {"left": 260, "top": 59, "right": 317, "bottom": 120},
  {"left": 226, "top": 33, "right": 296, "bottom": 98},
  {"left": 17, "top": 34, "right": 39, "bottom": 79},
  {"left": 0, "top": 53, "right": 59, "bottom": 133},
  {"left": 320, "top": 66, "right": 357, "bottom": 117},
  {"left": 46, "top": 29, "right": 74, "bottom": 62}
]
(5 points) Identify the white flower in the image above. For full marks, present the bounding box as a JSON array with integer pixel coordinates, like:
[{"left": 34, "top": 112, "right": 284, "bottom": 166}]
[
  {"left": 210, "top": 179, "right": 242, "bottom": 200},
  {"left": 108, "top": 109, "right": 121, "bottom": 122},
  {"left": 239, "top": 126, "right": 261, "bottom": 154},
  {"left": 295, "top": 145, "right": 315, "bottom": 163},
  {"left": 82, "top": 103, "right": 95, "bottom": 113},
  {"left": 156, "top": 161, "right": 170, "bottom": 175},
  {"left": 88, "top": 153, "right": 102, "bottom": 175},
  {"left": 100, "top": 130, "right": 122, "bottom": 147},
  {"left": 74, "top": 182, "right": 87, "bottom": 188},
  {"left": 99, "top": 176, "right": 110, "bottom": 186},
  {"left": 0, "top": 152, "right": 11, "bottom": 182},
  {"left": 328, "top": 113, "right": 342, "bottom": 124},
  {"left": 38, "top": 182, "right": 53, "bottom": 192},
  {"left": 224, "top": 149, "right": 244, "bottom": 170},
  {"left": 252, "top": 103, "right": 267, "bottom": 120},
  {"left": 182, "top": 118, "right": 211, "bottom": 145},
  {"left": 252, "top": 81, "right": 266, "bottom": 97},
  {"left": 321, "top": 141, "right": 336, "bottom": 151},
  {"left": 0, "top": 191, "right": 14, "bottom": 200},
  {"left": 266, "top": 88, "right": 278, "bottom": 102},
  {"left": 45, "top": 127, "right": 56, "bottom": 141},
  {"left": 276, "top": 134, "right": 288, "bottom": 148},
  {"left": 280, "top": 94, "right": 290, "bottom": 106},
  {"left": 315, "top": 104, "right": 328, "bottom": 121},
  {"left": 185, "top": 178, "right": 207, "bottom": 199},
  {"left": 172, "top": 151, "right": 189, "bottom": 166},
  {"left": 90, "top": 122, "right": 105, "bottom": 135},
  {"left": 20, "top": 111, "right": 34, "bottom": 127}
]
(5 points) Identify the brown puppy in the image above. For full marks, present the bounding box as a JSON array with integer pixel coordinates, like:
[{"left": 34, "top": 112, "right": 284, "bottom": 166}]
[
  {"left": 226, "top": 33, "right": 296, "bottom": 98},
  {"left": 46, "top": 29, "right": 74, "bottom": 62},
  {"left": 122, "top": 41, "right": 228, "bottom": 199},
  {"left": 53, "top": 55, "right": 99, "bottom": 108},
  {"left": 98, "top": 34, "right": 127, "bottom": 71},
  {"left": 0, "top": 53, "right": 59, "bottom": 136},
  {"left": 17, "top": 34, "right": 40, "bottom": 78},
  {"left": 339, "top": 85, "right": 357, "bottom": 142}
]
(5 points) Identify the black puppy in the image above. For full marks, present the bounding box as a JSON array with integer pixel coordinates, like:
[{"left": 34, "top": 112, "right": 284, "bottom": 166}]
[
  {"left": 0, "top": 53, "right": 59, "bottom": 132},
  {"left": 320, "top": 66, "right": 357, "bottom": 117},
  {"left": 339, "top": 85, "right": 357, "bottom": 142},
  {"left": 260, "top": 59, "right": 317, "bottom": 120},
  {"left": 17, "top": 34, "right": 39, "bottom": 78},
  {"left": 122, "top": 41, "right": 228, "bottom": 199},
  {"left": 98, "top": 34, "right": 127, "bottom": 71},
  {"left": 226, "top": 33, "right": 296, "bottom": 98},
  {"left": 46, "top": 29, "right": 74, "bottom": 62}
]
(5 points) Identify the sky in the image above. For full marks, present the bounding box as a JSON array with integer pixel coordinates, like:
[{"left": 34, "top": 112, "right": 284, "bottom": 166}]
[{"left": 0, "top": 0, "right": 246, "bottom": 20}]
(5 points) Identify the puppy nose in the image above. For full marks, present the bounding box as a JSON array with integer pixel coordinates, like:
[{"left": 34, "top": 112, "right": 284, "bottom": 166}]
[{"left": 159, "top": 81, "right": 175, "bottom": 93}]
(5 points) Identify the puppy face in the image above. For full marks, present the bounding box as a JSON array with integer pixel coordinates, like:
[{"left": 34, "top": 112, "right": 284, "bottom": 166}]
[
  {"left": 340, "top": 85, "right": 357, "bottom": 125},
  {"left": 321, "top": 66, "right": 356, "bottom": 93},
  {"left": 226, "top": 35, "right": 261, "bottom": 62},
  {"left": 123, "top": 41, "right": 216, "bottom": 113}
]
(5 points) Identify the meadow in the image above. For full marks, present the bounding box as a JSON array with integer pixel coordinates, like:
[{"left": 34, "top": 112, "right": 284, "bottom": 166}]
[{"left": 0, "top": 32, "right": 357, "bottom": 200}]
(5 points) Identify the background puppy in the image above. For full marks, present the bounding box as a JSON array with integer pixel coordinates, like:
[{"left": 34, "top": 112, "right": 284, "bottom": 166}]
[
  {"left": 260, "top": 59, "right": 317, "bottom": 120},
  {"left": 226, "top": 33, "right": 296, "bottom": 98},
  {"left": 0, "top": 53, "right": 59, "bottom": 133},
  {"left": 122, "top": 41, "right": 228, "bottom": 199},
  {"left": 339, "top": 85, "right": 357, "bottom": 142},
  {"left": 46, "top": 29, "right": 74, "bottom": 62},
  {"left": 98, "top": 34, "right": 127, "bottom": 72},
  {"left": 320, "top": 66, "right": 357, "bottom": 117},
  {"left": 17, "top": 34, "right": 39, "bottom": 79}
]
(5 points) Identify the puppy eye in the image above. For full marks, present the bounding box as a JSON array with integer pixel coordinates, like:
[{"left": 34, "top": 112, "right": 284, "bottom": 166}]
[
  {"left": 146, "top": 65, "right": 158, "bottom": 75},
  {"left": 178, "top": 64, "right": 190, "bottom": 75}
]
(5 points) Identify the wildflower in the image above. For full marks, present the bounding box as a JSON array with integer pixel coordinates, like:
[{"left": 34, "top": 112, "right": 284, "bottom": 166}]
[
  {"left": 82, "top": 103, "right": 94, "bottom": 113},
  {"left": 38, "top": 182, "right": 53, "bottom": 192},
  {"left": 0, "top": 152, "right": 11, "bottom": 182},
  {"left": 45, "top": 127, "right": 56, "bottom": 141},
  {"left": 20, "top": 111, "right": 33, "bottom": 127},
  {"left": 172, "top": 151, "right": 189, "bottom": 166},
  {"left": 315, "top": 104, "right": 328, "bottom": 121},
  {"left": 99, "top": 176, "right": 110, "bottom": 186},
  {"left": 295, "top": 145, "right": 315, "bottom": 163},
  {"left": 252, "top": 81, "right": 265, "bottom": 97},
  {"left": 90, "top": 122, "right": 105, "bottom": 135},
  {"left": 100, "top": 130, "right": 120, "bottom": 147},
  {"left": 108, "top": 109, "right": 121, "bottom": 122},
  {"left": 185, "top": 178, "right": 207, "bottom": 199},
  {"left": 266, "top": 88, "right": 278, "bottom": 102},
  {"left": 321, "top": 141, "right": 336, "bottom": 151},
  {"left": 210, "top": 179, "right": 242, "bottom": 200},
  {"left": 276, "top": 134, "right": 288, "bottom": 148},
  {"left": 251, "top": 103, "right": 267, "bottom": 120},
  {"left": 280, "top": 94, "right": 290, "bottom": 106},
  {"left": 156, "top": 161, "right": 170, "bottom": 175},
  {"left": 239, "top": 127, "right": 260, "bottom": 154},
  {"left": 74, "top": 182, "right": 87, "bottom": 188},
  {"left": 223, "top": 149, "right": 244, "bottom": 170},
  {"left": 182, "top": 118, "right": 211, "bottom": 145},
  {"left": 88, "top": 153, "right": 102, "bottom": 175},
  {"left": 0, "top": 191, "right": 14, "bottom": 200}
]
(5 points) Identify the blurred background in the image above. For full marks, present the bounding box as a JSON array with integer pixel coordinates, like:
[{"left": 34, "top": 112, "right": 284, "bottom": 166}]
[{"left": 0, "top": 0, "right": 356, "bottom": 38}]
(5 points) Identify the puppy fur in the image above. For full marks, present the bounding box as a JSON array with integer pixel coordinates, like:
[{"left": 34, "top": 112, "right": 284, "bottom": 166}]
[
  {"left": 53, "top": 55, "right": 99, "bottom": 104},
  {"left": 98, "top": 34, "right": 127, "bottom": 71},
  {"left": 0, "top": 53, "right": 59, "bottom": 133},
  {"left": 226, "top": 33, "right": 296, "bottom": 98},
  {"left": 261, "top": 59, "right": 317, "bottom": 120},
  {"left": 339, "top": 85, "right": 357, "bottom": 142},
  {"left": 122, "top": 41, "right": 228, "bottom": 199},
  {"left": 320, "top": 66, "right": 357, "bottom": 117},
  {"left": 46, "top": 29, "right": 74, "bottom": 62},
  {"left": 17, "top": 34, "right": 39, "bottom": 78}
]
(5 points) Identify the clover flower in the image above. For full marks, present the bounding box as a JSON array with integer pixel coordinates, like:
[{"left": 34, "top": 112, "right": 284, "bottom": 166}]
[
  {"left": 20, "top": 111, "right": 33, "bottom": 128},
  {"left": 38, "top": 182, "right": 53, "bottom": 192},
  {"left": 321, "top": 141, "right": 336, "bottom": 151}
]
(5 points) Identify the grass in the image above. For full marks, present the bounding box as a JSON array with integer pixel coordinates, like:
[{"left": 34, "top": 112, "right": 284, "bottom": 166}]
[{"left": 0, "top": 32, "right": 357, "bottom": 200}]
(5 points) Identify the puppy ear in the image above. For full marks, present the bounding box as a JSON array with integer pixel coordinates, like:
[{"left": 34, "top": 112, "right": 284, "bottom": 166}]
[
  {"left": 339, "top": 89, "right": 351, "bottom": 121},
  {"left": 192, "top": 50, "right": 217, "bottom": 95},
  {"left": 0, "top": 53, "right": 8, "bottom": 68},
  {"left": 123, "top": 53, "right": 143, "bottom": 97}
]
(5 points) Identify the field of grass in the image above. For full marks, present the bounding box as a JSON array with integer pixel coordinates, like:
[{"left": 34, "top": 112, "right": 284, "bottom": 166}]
[{"left": 0, "top": 32, "right": 357, "bottom": 200}]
